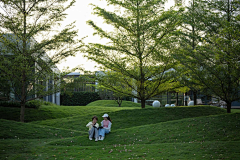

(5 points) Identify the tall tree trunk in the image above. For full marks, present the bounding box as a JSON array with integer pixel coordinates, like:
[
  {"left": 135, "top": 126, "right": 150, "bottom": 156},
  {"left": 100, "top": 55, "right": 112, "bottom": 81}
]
[
  {"left": 141, "top": 99, "right": 145, "bottom": 109},
  {"left": 136, "top": 1, "right": 145, "bottom": 109},
  {"left": 20, "top": 0, "right": 27, "bottom": 123},
  {"left": 226, "top": 102, "right": 231, "bottom": 113},
  {"left": 191, "top": 0, "right": 197, "bottom": 105},
  {"left": 193, "top": 90, "right": 197, "bottom": 105},
  {"left": 226, "top": 0, "right": 231, "bottom": 114}
]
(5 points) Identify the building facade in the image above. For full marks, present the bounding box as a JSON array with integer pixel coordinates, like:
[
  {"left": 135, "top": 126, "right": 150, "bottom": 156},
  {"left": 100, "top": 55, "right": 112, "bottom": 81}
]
[{"left": 0, "top": 34, "right": 60, "bottom": 105}]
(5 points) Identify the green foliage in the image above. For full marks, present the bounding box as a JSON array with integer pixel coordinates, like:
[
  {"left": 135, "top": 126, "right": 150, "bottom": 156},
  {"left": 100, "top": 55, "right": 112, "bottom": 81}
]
[
  {"left": 1, "top": 101, "right": 240, "bottom": 159},
  {"left": 60, "top": 92, "right": 101, "bottom": 106},
  {"left": 0, "top": 0, "right": 83, "bottom": 121},
  {"left": 0, "top": 101, "right": 21, "bottom": 108},
  {"left": 173, "top": 0, "right": 240, "bottom": 113},
  {"left": 0, "top": 78, "right": 11, "bottom": 101},
  {"left": 85, "top": 0, "right": 184, "bottom": 108},
  {"left": 25, "top": 100, "right": 42, "bottom": 109},
  {"left": 61, "top": 74, "right": 96, "bottom": 94},
  {"left": 42, "top": 101, "right": 57, "bottom": 106}
]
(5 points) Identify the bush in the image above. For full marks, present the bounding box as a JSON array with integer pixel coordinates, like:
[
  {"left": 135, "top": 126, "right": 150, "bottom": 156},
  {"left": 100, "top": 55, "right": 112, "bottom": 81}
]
[
  {"left": 60, "top": 92, "right": 101, "bottom": 106},
  {"left": 0, "top": 101, "right": 21, "bottom": 108},
  {"left": 0, "top": 100, "right": 42, "bottom": 109},
  {"left": 42, "top": 101, "right": 56, "bottom": 106},
  {"left": 26, "top": 100, "right": 42, "bottom": 109}
]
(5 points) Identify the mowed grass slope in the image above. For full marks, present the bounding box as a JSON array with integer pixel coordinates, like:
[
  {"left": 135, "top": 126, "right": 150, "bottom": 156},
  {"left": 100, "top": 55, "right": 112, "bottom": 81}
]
[
  {"left": 87, "top": 100, "right": 151, "bottom": 108},
  {"left": 0, "top": 102, "right": 138, "bottom": 122},
  {"left": 1, "top": 100, "right": 240, "bottom": 159}
]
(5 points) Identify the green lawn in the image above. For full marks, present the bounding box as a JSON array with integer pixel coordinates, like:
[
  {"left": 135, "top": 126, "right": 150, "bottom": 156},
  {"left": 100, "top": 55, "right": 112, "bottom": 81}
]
[
  {"left": 1, "top": 100, "right": 240, "bottom": 159},
  {"left": 87, "top": 100, "right": 152, "bottom": 108},
  {"left": 232, "top": 109, "right": 240, "bottom": 113}
]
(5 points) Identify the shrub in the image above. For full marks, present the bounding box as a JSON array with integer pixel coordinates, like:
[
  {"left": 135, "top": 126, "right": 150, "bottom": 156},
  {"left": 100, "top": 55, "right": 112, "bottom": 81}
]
[
  {"left": 0, "top": 101, "right": 21, "bottom": 108},
  {"left": 26, "top": 100, "right": 42, "bottom": 109},
  {"left": 60, "top": 92, "right": 101, "bottom": 106},
  {"left": 43, "top": 101, "right": 56, "bottom": 106},
  {"left": 0, "top": 100, "right": 42, "bottom": 109}
]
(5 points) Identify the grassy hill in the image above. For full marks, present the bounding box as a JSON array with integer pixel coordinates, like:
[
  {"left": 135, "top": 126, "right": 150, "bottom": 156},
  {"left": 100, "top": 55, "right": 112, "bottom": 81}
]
[
  {"left": 87, "top": 100, "right": 152, "bottom": 108},
  {"left": 1, "top": 100, "right": 240, "bottom": 159}
]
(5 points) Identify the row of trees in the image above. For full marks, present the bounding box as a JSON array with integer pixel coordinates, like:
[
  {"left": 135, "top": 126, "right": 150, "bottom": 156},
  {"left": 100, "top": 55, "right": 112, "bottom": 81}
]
[
  {"left": 174, "top": 0, "right": 240, "bottom": 113},
  {"left": 0, "top": 0, "right": 239, "bottom": 123},
  {"left": 84, "top": 0, "right": 240, "bottom": 113}
]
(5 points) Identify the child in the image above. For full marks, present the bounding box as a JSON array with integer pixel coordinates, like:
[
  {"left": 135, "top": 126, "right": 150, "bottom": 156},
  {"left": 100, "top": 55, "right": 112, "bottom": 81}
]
[
  {"left": 98, "top": 113, "right": 112, "bottom": 140},
  {"left": 86, "top": 116, "right": 99, "bottom": 141}
]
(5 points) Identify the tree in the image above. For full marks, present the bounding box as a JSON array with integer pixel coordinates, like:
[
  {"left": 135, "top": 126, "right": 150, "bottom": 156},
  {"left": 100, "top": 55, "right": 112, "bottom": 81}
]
[
  {"left": 174, "top": 63, "right": 205, "bottom": 105},
  {"left": 85, "top": 0, "right": 183, "bottom": 108},
  {"left": 172, "top": 0, "right": 206, "bottom": 106},
  {"left": 0, "top": 75, "right": 11, "bottom": 101},
  {"left": 0, "top": 0, "right": 82, "bottom": 122},
  {"left": 174, "top": 0, "right": 240, "bottom": 113},
  {"left": 95, "top": 71, "right": 129, "bottom": 107},
  {"left": 114, "top": 95, "right": 123, "bottom": 107}
]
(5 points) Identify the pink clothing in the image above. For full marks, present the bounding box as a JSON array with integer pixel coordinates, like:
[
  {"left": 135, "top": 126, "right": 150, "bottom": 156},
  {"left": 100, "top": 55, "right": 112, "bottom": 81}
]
[
  {"left": 103, "top": 120, "right": 110, "bottom": 128},
  {"left": 100, "top": 120, "right": 112, "bottom": 132}
]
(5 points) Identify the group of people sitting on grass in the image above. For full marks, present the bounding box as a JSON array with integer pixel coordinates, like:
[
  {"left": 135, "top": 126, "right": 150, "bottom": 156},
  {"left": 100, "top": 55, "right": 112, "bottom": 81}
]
[{"left": 86, "top": 113, "right": 112, "bottom": 141}]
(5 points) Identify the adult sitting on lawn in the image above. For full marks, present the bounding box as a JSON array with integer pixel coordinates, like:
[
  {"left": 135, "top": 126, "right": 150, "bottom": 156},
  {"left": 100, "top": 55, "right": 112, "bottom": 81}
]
[
  {"left": 86, "top": 116, "right": 99, "bottom": 141},
  {"left": 98, "top": 113, "right": 112, "bottom": 140}
]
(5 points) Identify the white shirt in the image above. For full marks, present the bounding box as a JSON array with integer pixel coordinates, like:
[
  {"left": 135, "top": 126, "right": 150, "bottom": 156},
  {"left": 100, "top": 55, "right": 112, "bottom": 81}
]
[{"left": 86, "top": 122, "right": 99, "bottom": 130}]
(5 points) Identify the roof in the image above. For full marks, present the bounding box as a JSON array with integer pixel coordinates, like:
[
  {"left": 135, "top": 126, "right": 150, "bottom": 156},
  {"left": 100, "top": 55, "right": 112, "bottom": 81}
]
[{"left": 67, "top": 72, "right": 81, "bottom": 76}]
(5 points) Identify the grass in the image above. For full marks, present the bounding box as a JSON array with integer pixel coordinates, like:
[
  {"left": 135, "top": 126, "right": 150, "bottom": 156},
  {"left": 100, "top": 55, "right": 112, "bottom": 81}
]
[
  {"left": 232, "top": 109, "right": 240, "bottom": 113},
  {"left": 1, "top": 100, "right": 240, "bottom": 159},
  {"left": 87, "top": 100, "right": 152, "bottom": 108},
  {"left": 0, "top": 102, "right": 135, "bottom": 122}
]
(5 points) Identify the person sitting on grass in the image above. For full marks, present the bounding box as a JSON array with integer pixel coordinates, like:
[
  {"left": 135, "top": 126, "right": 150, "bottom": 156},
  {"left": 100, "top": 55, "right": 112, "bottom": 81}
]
[
  {"left": 98, "top": 113, "right": 112, "bottom": 140},
  {"left": 86, "top": 116, "right": 99, "bottom": 141}
]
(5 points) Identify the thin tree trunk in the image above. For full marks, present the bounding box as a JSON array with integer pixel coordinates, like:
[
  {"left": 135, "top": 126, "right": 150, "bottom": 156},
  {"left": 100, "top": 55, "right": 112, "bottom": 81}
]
[
  {"left": 193, "top": 90, "right": 197, "bottom": 105},
  {"left": 20, "top": 101, "right": 25, "bottom": 122},
  {"left": 167, "top": 91, "right": 169, "bottom": 104},
  {"left": 141, "top": 99, "right": 145, "bottom": 109},
  {"left": 185, "top": 92, "right": 188, "bottom": 106},
  {"left": 226, "top": 102, "right": 231, "bottom": 113},
  {"left": 176, "top": 92, "right": 179, "bottom": 106},
  {"left": 115, "top": 97, "right": 122, "bottom": 107},
  {"left": 118, "top": 99, "right": 122, "bottom": 107},
  {"left": 226, "top": 0, "right": 231, "bottom": 114}
]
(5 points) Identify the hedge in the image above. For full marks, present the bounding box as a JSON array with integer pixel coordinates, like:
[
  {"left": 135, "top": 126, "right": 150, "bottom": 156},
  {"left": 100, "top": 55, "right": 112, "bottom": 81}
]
[
  {"left": 60, "top": 92, "right": 101, "bottom": 106},
  {"left": 0, "top": 100, "right": 42, "bottom": 109}
]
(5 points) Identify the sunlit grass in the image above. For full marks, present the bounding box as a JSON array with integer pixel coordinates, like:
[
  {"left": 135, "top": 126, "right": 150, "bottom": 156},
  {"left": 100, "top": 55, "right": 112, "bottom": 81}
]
[
  {"left": 87, "top": 100, "right": 152, "bottom": 108},
  {"left": 0, "top": 103, "right": 136, "bottom": 122},
  {"left": 232, "top": 109, "right": 240, "bottom": 113}
]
